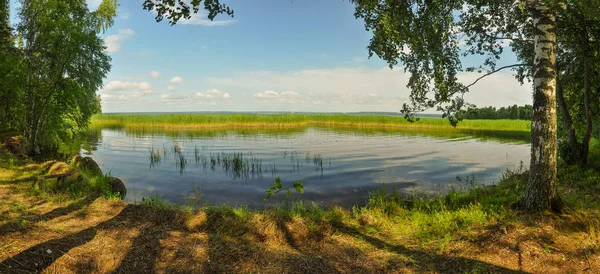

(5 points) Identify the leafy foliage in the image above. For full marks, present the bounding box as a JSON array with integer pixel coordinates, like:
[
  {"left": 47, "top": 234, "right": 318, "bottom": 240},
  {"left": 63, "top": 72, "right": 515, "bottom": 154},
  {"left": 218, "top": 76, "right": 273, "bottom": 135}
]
[
  {"left": 264, "top": 176, "right": 304, "bottom": 204},
  {"left": 349, "top": 1, "right": 559, "bottom": 125},
  {"left": 0, "top": 0, "right": 116, "bottom": 154},
  {"left": 142, "top": 0, "right": 234, "bottom": 25}
]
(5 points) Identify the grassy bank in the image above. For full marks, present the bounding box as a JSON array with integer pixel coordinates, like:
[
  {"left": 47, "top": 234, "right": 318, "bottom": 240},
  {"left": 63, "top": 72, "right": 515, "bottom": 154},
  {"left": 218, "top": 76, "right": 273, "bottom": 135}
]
[
  {"left": 1, "top": 146, "right": 599, "bottom": 272},
  {"left": 91, "top": 113, "right": 531, "bottom": 132}
]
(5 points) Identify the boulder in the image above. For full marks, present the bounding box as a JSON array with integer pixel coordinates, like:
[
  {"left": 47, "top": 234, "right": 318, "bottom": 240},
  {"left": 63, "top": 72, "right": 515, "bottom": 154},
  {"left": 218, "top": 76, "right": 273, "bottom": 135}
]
[
  {"left": 71, "top": 155, "right": 83, "bottom": 166},
  {"left": 358, "top": 213, "right": 376, "bottom": 227},
  {"left": 45, "top": 162, "right": 75, "bottom": 189},
  {"left": 108, "top": 177, "right": 127, "bottom": 200},
  {"left": 2, "top": 136, "right": 25, "bottom": 159},
  {"left": 72, "top": 155, "right": 102, "bottom": 175},
  {"left": 48, "top": 162, "right": 73, "bottom": 175}
]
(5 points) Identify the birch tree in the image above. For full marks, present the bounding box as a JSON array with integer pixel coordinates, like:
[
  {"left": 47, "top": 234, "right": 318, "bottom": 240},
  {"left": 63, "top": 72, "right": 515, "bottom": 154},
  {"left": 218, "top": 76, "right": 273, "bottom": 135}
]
[
  {"left": 13, "top": 0, "right": 115, "bottom": 153},
  {"left": 351, "top": 0, "right": 571, "bottom": 212}
]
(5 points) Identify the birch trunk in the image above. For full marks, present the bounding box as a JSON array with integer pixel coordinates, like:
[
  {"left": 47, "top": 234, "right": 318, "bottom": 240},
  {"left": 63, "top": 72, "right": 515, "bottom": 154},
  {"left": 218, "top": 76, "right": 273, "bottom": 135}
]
[{"left": 521, "top": 1, "right": 562, "bottom": 212}]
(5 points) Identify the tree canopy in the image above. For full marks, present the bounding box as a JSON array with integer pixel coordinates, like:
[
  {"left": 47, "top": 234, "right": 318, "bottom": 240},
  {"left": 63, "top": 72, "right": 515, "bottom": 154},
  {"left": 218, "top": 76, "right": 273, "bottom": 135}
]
[
  {"left": 350, "top": 0, "right": 596, "bottom": 212},
  {"left": 142, "top": 0, "right": 233, "bottom": 25},
  {"left": 0, "top": 0, "right": 116, "bottom": 154}
]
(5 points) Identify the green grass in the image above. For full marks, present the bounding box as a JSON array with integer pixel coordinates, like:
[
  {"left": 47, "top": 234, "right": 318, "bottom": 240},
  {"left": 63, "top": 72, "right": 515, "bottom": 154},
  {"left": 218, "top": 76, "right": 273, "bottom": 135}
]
[{"left": 91, "top": 113, "right": 531, "bottom": 132}]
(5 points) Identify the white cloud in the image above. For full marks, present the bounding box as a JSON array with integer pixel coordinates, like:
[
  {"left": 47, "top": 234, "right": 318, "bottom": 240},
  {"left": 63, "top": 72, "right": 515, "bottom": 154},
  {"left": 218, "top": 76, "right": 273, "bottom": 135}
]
[
  {"left": 105, "top": 29, "right": 134, "bottom": 53},
  {"left": 150, "top": 71, "right": 161, "bottom": 78},
  {"left": 167, "top": 86, "right": 175, "bottom": 91},
  {"left": 170, "top": 76, "right": 184, "bottom": 84},
  {"left": 104, "top": 81, "right": 152, "bottom": 92},
  {"left": 101, "top": 80, "right": 153, "bottom": 100},
  {"left": 161, "top": 89, "right": 230, "bottom": 105},
  {"left": 161, "top": 94, "right": 187, "bottom": 100},
  {"left": 252, "top": 90, "right": 303, "bottom": 105},
  {"left": 254, "top": 90, "right": 300, "bottom": 99},
  {"left": 207, "top": 67, "right": 532, "bottom": 111},
  {"left": 196, "top": 89, "right": 230, "bottom": 99},
  {"left": 253, "top": 91, "right": 280, "bottom": 99}
]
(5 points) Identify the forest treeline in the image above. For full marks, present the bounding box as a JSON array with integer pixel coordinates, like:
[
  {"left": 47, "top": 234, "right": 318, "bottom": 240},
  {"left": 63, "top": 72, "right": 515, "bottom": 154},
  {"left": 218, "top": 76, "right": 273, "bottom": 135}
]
[{"left": 460, "top": 105, "right": 532, "bottom": 120}]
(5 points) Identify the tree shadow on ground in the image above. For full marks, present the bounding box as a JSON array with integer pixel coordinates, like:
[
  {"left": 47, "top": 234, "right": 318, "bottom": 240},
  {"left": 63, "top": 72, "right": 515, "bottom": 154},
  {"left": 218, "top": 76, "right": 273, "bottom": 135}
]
[
  {"left": 0, "top": 194, "right": 98, "bottom": 237},
  {"left": 111, "top": 208, "right": 184, "bottom": 274},
  {"left": 333, "top": 222, "right": 526, "bottom": 273},
  {"left": 1, "top": 203, "right": 532, "bottom": 273},
  {"left": 201, "top": 209, "right": 344, "bottom": 274},
  {"left": 0, "top": 205, "right": 136, "bottom": 273}
]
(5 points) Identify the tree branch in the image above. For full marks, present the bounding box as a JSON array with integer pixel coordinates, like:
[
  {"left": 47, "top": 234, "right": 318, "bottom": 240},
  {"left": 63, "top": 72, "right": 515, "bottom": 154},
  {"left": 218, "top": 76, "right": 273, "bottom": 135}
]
[{"left": 464, "top": 64, "right": 531, "bottom": 89}]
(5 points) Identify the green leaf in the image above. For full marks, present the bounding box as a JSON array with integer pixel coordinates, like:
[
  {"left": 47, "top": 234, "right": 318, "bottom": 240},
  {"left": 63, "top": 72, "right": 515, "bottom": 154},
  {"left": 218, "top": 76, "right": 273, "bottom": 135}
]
[{"left": 293, "top": 180, "right": 304, "bottom": 194}]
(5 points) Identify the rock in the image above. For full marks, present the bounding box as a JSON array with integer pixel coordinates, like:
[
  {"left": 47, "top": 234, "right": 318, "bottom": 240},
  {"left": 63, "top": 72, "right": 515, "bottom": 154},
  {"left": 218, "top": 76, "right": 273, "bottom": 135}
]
[
  {"left": 71, "top": 155, "right": 83, "bottom": 166},
  {"left": 46, "top": 162, "right": 74, "bottom": 189},
  {"left": 358, "top": 213, "right": 376, "bottom": 226},
  {"left": 72, "top": 155, "right": 102, "bottom": 175},
  {"left": 2, "top": 136, "right": 25, "bottom": 159},
  {"left": 48, "top": 162, "right": 73, "bottom": 175},
  {"left": 108, "top": 177, "right": 127, "bottom": 200}
]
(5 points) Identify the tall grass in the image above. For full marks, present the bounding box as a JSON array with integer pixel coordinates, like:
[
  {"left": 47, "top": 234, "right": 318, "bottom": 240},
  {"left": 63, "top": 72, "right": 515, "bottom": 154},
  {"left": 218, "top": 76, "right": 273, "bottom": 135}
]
[{"left": 91, "top": 113, "right": 531, "bottom": 132}]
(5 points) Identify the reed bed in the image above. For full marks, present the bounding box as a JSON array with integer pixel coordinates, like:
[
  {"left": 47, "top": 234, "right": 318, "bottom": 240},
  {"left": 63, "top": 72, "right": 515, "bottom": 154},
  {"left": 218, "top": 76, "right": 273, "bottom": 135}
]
[{"left": 91, "top": 113, "right": 531, "bottom": 132}]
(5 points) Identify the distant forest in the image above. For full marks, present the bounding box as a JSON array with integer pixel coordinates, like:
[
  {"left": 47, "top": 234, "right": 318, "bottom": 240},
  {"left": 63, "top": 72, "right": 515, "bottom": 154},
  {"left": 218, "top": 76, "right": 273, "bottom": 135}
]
[{"left": 460, "top": 105, "right": 532, "bottom": 120}]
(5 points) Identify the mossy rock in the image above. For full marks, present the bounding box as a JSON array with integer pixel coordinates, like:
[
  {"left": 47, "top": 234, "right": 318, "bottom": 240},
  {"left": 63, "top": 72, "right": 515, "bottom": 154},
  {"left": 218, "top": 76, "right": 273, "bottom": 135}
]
[
  {"left": 108, "top": 177, "right": 127, "bottom": 200},
  {"left": 358, "top": 213, "right": 376, "bottom": 226},
  {"left": 43, "top": 162, "right": 75, "bottom": 189},
  {"left": 2, "top": 136, "right": 22, "bottom": 154},
  {"left": 71, "top": 155, "right": 83, "bottom": 166},
  {"left": 48, "top": 162, "right": 73, "bottom": 175},
  {"left": 71, "top": 155, "right": 102, "bottom": 175}
]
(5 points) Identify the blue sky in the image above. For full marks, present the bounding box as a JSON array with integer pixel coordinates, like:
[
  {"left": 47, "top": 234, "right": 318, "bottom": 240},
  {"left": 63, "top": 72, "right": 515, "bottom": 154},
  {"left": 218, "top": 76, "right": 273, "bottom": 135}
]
[{"left": 14, "top": 0, "right": 534, "bottom": 113}]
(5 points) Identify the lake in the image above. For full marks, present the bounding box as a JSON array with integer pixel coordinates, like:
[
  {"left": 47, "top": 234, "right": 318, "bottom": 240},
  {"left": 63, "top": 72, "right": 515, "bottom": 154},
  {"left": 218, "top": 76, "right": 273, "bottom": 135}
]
[{"left": 73, "top": 126, "right": 530, "bottom": 208}]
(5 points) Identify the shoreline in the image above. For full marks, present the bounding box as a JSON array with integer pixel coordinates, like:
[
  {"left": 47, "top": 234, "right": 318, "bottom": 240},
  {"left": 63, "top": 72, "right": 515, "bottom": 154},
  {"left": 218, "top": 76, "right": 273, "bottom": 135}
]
[{"left": 1, "top": 145, "right": 599, "bottom": 272}]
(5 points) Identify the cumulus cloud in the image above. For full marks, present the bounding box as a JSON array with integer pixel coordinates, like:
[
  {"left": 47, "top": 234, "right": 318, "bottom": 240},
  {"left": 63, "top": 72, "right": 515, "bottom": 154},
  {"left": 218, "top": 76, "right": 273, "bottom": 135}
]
[
  {"left": 253, "top": 91, "right": 279, "bottom": 99},
  {"left": 161, "top": 89, "right": 230, "bottom": 105},
  {"left": 196, "top": 89, "right": 231, "bottom": 99},
  {"left": 150, "top": 71, "right": 161, "bottom": 78},
  {"left": 206, "top": 67, "right": 532, "bottom": 112},
  {"left": 167, "top": 86, "right": 175, "bottom": 91},
  {"left": 254, "top": 91, "right": 300, "bottom": 99},
  {"left": 100, "top": 80, "right": 153, "bottom": 101},
  {"left": 104, "top": 29, "right": 134, "bottom": 53},
  {"left": 170, "top": 76, "right": 184, "bottom": 84},
  {"left": 104, "top": 81, "right": 152, "bottom": 92},
  {"left": 252, "top": 90, "right": 303, "bottom": 105}
]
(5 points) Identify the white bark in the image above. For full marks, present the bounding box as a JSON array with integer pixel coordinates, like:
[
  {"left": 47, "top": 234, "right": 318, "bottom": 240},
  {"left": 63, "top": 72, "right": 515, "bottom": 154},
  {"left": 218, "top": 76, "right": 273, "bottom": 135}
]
[{"left": 521, "top": 1, "right": 561, "bottom": 212}]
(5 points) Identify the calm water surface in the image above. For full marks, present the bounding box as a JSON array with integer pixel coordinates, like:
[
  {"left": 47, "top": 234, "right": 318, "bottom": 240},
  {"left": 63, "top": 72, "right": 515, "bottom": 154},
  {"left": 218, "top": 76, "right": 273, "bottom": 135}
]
[{"left": 79, "top": 127, "right": 530, "bottom": 208}]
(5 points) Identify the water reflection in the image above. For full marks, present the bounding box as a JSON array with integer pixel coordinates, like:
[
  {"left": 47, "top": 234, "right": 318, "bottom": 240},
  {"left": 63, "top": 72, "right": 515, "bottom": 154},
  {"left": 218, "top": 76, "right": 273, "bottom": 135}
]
[
  {"left": 66, "top": 126, "right": 530, "bottom": 208},
  {"left": 146, "top": 144, "right": 329, "bottom": 180}
]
